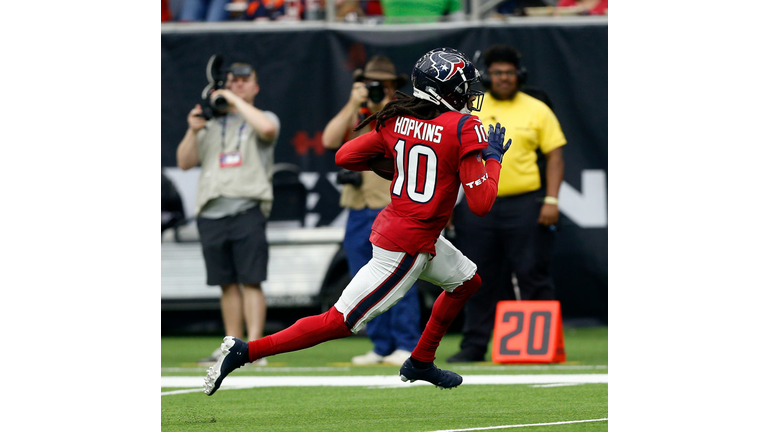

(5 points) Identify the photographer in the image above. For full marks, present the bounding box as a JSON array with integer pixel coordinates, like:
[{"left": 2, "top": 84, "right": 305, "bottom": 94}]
[
  {"left": 322, "top": 56, "right": 421, "bottom": 366},
  {"left": 177, "top": 60, "right": 280, "bottom": 366}
]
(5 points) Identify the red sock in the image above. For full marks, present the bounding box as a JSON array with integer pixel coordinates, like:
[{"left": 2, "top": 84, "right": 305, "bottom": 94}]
[
  {"left": 410, "top": 273, "right": 482, "bottom": 364},
  {"left": 248, "top": 306, "right": 352, "bottom": 363}
]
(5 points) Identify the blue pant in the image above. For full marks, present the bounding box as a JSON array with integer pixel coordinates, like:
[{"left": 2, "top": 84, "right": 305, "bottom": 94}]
[{"left": 344, "top": 208, "right": 421, "bottom": 356}]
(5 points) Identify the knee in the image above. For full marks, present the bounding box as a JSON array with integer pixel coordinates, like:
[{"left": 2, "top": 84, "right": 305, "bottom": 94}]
[
  {"left": 464, "top": 273, "right": 482, "bottom": 296},
  {"left": 324, "top": 307, "right": 353, "bottom": 337},
  {"left": 448, "top": 273, "right": 482, "bottom": 298}
]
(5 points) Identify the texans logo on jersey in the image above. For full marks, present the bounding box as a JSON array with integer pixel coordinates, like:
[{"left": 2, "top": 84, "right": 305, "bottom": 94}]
[{"left": 428, "top": 52, "right": 466, "bottom": 82}]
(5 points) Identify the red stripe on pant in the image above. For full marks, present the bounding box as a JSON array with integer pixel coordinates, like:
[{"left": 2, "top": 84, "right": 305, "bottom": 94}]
[
  {"left": 248, "top": 306, "right": 352, "bottom": 363},
  {"left": 411, "top": 272, "right": 482, "bottom": 363}
]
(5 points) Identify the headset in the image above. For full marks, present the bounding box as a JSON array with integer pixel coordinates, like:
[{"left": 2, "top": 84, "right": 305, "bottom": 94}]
[{"left": 473, "top": 47, "right": 528, "bottom": 90}]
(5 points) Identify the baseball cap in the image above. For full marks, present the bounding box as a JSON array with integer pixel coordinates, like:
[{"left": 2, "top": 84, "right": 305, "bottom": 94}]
[{"left": 229, "top": 63, "right": 254, "bottom": 77}]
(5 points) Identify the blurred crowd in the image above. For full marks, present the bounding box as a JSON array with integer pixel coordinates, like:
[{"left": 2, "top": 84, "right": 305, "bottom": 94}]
[{"left": 161, "top": 0, "right": 607, "bottom": 23}]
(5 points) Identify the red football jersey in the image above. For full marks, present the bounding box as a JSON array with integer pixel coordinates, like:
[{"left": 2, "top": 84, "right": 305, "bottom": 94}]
[{"left": 336, "top": 111, "right": 496, "bottom": 256}]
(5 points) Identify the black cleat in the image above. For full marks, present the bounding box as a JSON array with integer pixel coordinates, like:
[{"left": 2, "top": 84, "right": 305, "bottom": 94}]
[
  {"left": 399, "top": 358, "right": 463, "bottom": 389},
  {"left": 203, "top": 336, "right": 249, "bottom": 396}
]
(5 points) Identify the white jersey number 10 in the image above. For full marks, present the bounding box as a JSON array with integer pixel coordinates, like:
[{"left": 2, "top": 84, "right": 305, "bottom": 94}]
[{"left": 393, "top": 138, "right": 437, "bottom": 204}]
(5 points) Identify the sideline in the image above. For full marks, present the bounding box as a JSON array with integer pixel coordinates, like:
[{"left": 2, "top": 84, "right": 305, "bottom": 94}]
[
  {"left": 161, "top": 364, "right": 607, "bottom": 373},
  {"left": 161, "top": 373, "right": 607, "bottom": 395}
]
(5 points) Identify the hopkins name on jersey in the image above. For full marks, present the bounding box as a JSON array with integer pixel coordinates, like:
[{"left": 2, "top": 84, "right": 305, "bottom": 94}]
[{"left": 393, "top": 116, "right": 444, "bottom": 144}]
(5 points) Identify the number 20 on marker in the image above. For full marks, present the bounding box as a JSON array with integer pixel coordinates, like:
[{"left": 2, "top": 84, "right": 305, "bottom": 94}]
[{"left": 491, "top": 301, "right": 566, "bottom": 363}]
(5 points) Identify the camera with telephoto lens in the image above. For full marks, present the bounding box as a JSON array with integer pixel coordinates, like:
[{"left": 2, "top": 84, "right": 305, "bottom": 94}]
[
  {"left": 336, "top": 169, "right": 363, "bottom": 187},
  {"left": 200, "top": 55, "right": 230, "bottom": 120},
  {"left": 366, "top": 81, "right": 385, "bottom": 104}
]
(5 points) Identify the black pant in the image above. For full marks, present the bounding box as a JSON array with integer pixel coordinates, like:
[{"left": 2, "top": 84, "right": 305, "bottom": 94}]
[
  {"left": 197, "top": 206, "right": 269, "bottom": 286},
  {"left": 453, "top": 190, "right": 557, "bottom": 355}
]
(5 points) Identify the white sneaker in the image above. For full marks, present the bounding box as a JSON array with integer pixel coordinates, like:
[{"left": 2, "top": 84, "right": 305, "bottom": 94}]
[
  {"left": 382, "top": 349, "right": 412, "bottom": 365},
  {"left": 351, "top": 350, "right": 385, "bottom": 365}
]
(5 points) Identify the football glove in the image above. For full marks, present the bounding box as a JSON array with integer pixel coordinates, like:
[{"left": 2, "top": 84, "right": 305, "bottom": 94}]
[{"left": 481, "top": 122, "right": 512, "bottom": 163}]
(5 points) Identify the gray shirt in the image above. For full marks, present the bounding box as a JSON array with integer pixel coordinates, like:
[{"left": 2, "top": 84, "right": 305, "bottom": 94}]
[{"left": 195, "top": 110, "right": 281, "bottom": 219}]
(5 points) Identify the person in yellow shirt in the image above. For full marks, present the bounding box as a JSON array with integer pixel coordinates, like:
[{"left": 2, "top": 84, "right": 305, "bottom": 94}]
[{"left": 447, "top": 44, "right": 566, "bottom": 363}]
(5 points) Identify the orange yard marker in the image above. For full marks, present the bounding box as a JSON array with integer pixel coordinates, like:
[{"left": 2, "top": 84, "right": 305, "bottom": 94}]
[{"left": 491, "top": 301, "right": 566, "bottom": 363}]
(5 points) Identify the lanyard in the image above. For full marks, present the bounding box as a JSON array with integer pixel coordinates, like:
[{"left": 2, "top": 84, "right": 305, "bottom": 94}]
[{"left": 220, "top": 115, "right": 247, "bottom": 151}]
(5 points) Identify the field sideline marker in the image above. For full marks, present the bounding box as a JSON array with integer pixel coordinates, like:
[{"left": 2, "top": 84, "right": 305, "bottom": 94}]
[
  {"left": 492, "top": 301, "right": 566, "bottom": 364},
  {"left": 161, "top": 374, "right": 607, "bottom": 395}
]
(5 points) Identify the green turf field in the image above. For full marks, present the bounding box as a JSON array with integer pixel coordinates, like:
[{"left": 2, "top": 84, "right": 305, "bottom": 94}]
[{"left": 161, "top": 327, "right": 607, "bottom": 431}]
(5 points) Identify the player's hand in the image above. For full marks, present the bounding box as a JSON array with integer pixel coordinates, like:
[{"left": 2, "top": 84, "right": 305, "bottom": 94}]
[
  {"left": 349, "top": 81, "right": 368, "bottom": 106},
  {"left": 538, "top": 203, "right": 559, "bottom": 226},
  {"left": 481, "top": 122, "right": 512, "bottom": 163},
  {"left": 188, "top": 104, "right": 207, "bottom": 132}
]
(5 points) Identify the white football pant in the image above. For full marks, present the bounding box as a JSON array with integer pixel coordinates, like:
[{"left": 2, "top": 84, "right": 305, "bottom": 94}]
[{"left": 334, "top": 235, "right": 477, "bottom": 333}]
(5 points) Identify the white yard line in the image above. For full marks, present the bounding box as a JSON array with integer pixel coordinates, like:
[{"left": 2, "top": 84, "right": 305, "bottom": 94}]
[
  {"left": 423, "top": 418, "right": 608, "bottom": 431},
  {"left": 529, "top": 383, "right": 582, "bottom": 388},
  {"left": 161, "top": 366, "right": 352, "bottom": 373},
  {"left": 161, "top": 374, "right": 607, "bottom": 395},
  {"left": 161, "top": 364, "right": 607, "bottom": 373}
]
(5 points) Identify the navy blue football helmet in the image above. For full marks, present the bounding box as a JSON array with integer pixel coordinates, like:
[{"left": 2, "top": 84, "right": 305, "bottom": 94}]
[{"left": 411, "top": 48, "right": 484, "bottom": 113}]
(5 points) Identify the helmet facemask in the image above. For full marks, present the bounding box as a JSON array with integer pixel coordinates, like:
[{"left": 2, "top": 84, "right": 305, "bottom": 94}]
[{"left": 457, "top": 75, "right": 485, "bottom": 113}]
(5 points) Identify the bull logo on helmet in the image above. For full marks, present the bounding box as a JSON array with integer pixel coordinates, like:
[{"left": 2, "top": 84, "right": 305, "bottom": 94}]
[{"left": 429, "top": 52, "right": 466, "bottom": 82}]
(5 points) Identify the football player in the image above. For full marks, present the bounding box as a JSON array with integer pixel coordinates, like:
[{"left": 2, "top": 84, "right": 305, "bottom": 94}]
[{"left": 204, "top": 47, "right": 511, "bottom": 396}]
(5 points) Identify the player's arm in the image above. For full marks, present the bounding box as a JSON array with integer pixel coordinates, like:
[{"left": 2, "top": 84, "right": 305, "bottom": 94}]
[
  {"left": 458, "top": 122, "right": 511, "bottom": 216},
  {"left": 335, "top": 130, "right": 387, "bottom": 171},
  {"left": 459, "top": 152, "right": 501, "bottom": 217}
]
